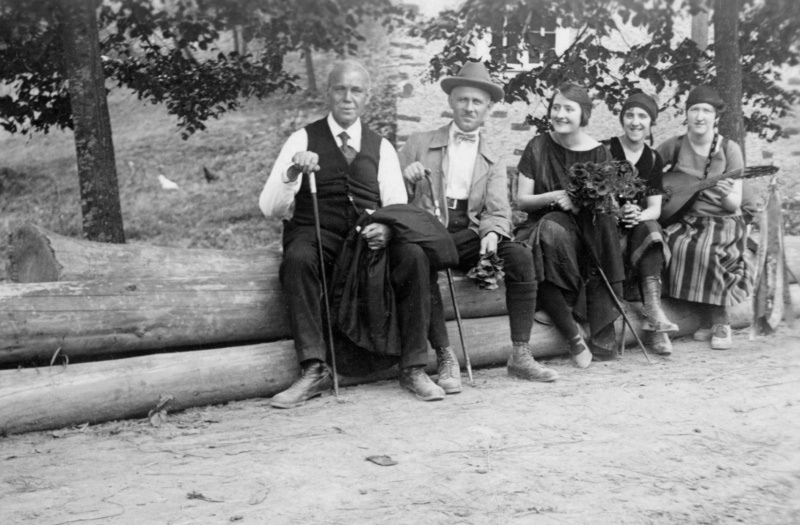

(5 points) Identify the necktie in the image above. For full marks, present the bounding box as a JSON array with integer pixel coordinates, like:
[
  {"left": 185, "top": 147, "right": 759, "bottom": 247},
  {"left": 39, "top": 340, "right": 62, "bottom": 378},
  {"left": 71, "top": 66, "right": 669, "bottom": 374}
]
[
  {"left": 339, "top": 132, "right": 357, "bottom": 165},
  {"left": 454, "top": 131, "right": 477, "bottom": 144}
]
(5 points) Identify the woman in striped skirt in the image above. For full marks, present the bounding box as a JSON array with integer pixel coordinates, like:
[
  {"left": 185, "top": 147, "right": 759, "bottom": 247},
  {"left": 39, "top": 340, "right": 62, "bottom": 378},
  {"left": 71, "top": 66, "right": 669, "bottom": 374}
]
[{"left": 656, "top": 86, "right": 752, "bottom": 350}]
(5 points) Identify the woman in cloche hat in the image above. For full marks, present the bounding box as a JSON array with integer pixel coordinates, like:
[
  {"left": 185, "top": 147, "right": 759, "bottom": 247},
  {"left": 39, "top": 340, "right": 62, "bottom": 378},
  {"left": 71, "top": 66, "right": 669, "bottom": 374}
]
[
  {"left": 602, "top": 92, "right": 677, "bottom": 356},
  {"left": 656, "top": 85, "right": 751, "bottom": 351}
]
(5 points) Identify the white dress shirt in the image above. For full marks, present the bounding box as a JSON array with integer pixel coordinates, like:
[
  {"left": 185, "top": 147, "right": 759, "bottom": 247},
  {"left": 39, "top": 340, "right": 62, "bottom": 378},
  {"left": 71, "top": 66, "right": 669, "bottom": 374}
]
[
  {"left": 259, "top": 113, "right": 407, "bottom": 220},
  {"left": 445, "top": 123, "right": 480, "bottom": 200}
]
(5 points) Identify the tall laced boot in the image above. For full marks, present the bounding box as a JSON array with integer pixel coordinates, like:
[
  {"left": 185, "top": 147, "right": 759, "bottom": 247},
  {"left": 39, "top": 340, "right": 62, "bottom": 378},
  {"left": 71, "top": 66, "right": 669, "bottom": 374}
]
[
  {"left": 648, "top": 331, "right": 673, "bottom": 356},
  {"left": 507, "top": 343, "right": 559, "bottom": 382},
  {"left": 400, "top": 366, "right": 446, "bottom": 401},
  {"left": 271, "top": 360, "right": 333, "bottom": 409},
  {"left": 435, "top": 346, "right": 462, "bottom": 394},
  {"left": 640, "top": 276, "right": 678, "bottom": 333}
]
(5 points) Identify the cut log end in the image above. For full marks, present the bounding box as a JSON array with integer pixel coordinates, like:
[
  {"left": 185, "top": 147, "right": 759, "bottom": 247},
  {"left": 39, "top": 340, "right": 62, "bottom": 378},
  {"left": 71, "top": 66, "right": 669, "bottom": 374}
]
[{"left": 8, "top": 224, "right": 62, "bottom": 283}]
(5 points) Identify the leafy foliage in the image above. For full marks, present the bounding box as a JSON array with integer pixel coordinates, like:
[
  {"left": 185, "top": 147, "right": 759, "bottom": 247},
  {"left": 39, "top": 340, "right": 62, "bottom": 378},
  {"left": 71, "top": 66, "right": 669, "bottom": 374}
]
[
  {"left": 0, "top": 0, "right": 411, "bottom": 138},
  {"left": 415, "top": 0, "right": 800, "bottom": 140},
  {"left": 0, "top": 0, "right": 298, "bottom": 137}
]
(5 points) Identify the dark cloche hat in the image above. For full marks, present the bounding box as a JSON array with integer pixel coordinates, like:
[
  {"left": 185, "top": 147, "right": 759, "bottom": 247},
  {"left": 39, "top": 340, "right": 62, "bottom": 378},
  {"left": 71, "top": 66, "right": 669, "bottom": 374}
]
[
  {"left": 686, "top": 85, "right": 726, "bottom": 113},
  {"left": 440, "top": 61, "right": 505, "bottom": 103},
  {"left": 620, "top": 92, "right": 659, "bottom": 123}
]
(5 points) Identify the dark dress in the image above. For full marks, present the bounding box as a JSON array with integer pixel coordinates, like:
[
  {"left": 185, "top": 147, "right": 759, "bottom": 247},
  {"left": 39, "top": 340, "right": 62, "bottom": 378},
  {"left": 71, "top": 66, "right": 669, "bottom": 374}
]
[
  {"left": 604, "top": 137, "right": 671, "bottom": 298},
  {"left": 515, "top": 133, "right": 623, "bottom": 347}
]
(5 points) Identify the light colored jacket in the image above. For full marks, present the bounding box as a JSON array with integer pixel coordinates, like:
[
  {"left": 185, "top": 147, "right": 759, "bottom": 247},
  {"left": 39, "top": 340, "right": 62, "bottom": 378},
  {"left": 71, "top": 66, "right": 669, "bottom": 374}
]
[{"left": 398, "top": 124, "right": 512, "bottom": 239}]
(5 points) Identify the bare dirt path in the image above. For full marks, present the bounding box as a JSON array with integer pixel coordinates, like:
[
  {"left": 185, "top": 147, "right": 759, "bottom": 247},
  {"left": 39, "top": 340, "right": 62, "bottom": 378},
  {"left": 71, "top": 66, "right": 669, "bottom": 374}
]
[{"left": 2, "top": 329, "right": 800, "bottom": 525}]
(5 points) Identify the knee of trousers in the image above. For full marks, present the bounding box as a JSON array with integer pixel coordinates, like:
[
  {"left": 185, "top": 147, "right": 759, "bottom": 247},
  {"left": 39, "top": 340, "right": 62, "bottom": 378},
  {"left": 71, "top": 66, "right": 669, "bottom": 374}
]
[
  {"left": 499, "top": 242, "right": 536, "bottom": 283},
  {"left": 279, "top": 242, "right": 320, "bottom": 285},
  {"left": 389, "top": 243, "right": 430, "bottom": 281}
]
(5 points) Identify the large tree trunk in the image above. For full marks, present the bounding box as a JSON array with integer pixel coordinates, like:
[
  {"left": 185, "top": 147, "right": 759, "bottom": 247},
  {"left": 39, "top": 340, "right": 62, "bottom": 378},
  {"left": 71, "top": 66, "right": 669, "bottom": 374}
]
[
  {"left": 10, "top": 224, "right": 800, "bottom": 286},
  {"left": 59, "top": 0, "right": 125, "bottom": 243},
  {"left": 0, "top": 316, "right": 559, "bottom": 436},
  {"left": 4, "top": 288, "right": 800, "bottom": 436},
  {"left": 0, "top": 276, "right": 286, "bottom": 365},
  {"left": 2, "top": 269, "right": 792, "bottom": 366},
  {"left": 7, "top": 223, "right": 277, "bottom": 282},
  {"left": 0, "top": 274, "right": 505, "bottom": 365},
  {"left": 713, "top": 0, "right": 746, "bottom": 160}
]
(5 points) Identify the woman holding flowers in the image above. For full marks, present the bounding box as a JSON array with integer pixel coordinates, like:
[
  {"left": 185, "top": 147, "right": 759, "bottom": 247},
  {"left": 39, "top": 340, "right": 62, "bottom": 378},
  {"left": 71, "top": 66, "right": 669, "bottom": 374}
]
[
  {"left": 602, "top": 92, "right": 676, "bottom": 356},
  {"left": 515, "top": 82, "right": 623, "bottom": 368},
  {"left": 656, "top": 85, "right": 751, "bottom": 350}
]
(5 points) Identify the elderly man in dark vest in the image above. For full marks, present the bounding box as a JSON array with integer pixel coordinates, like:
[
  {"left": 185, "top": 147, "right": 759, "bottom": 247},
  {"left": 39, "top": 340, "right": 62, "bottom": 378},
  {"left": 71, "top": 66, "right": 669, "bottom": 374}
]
[
  {"left": 260, "top": 60, "right": 445, "bottom": 408},
  {"left": 399, "top": 61, "right": 559, "bottom": 391}
]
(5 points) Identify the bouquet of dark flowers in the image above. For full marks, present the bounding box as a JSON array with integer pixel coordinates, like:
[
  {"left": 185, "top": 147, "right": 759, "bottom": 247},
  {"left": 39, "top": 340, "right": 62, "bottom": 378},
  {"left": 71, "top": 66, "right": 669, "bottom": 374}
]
[
  {"left": 566, "top": 160, "right": 646, "bottom": 222},
  {"left": 467, "top": 252, "right": 505, "bottom": 290}
]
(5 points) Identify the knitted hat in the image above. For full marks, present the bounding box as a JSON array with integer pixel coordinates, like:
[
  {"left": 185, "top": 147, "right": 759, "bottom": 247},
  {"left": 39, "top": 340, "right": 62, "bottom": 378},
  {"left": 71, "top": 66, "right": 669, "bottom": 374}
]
[
  {"left": 441, "top": 61, "right": 505, "bottom": 103},
  {"left": 686, "top": 85, "right": 726, "bottom": 113},
  {"left": 620, "top": 92, "right": 658, "bottom": 124}
]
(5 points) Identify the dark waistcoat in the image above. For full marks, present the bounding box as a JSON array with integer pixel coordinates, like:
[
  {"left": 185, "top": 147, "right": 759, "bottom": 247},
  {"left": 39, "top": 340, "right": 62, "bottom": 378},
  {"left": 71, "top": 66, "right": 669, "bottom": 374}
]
[{"left": 292, "top": 118, "right": 382, "bottom": 237}]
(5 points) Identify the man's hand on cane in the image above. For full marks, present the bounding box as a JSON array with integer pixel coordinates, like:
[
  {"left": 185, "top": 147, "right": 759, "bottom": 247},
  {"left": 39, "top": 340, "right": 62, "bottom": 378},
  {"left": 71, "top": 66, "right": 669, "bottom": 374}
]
[
  {"left": 288, "top": 151, "right": 320, "bottom": 181},
  {"left": 403, "top": 161, "right": 428, "bottom": 183}
]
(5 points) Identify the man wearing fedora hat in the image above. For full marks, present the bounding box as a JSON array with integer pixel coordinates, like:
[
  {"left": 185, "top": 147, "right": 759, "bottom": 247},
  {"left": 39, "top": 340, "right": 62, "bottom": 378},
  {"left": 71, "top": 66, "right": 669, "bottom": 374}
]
[{"left": 399, "top": 61, "right": 559, "bottom": 388}]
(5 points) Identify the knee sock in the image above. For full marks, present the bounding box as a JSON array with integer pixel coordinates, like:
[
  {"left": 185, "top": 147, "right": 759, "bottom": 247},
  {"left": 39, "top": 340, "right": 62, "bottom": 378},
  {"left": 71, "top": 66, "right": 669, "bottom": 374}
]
[{"left": 538, "top": 281, "right": 580, "bottom": 340}]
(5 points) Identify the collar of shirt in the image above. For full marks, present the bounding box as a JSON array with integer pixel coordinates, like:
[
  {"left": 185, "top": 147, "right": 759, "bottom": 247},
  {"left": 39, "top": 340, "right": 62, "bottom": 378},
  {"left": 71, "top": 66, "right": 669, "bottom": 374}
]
[
  {"left": 327, "top": 113, "right": 362, "bottom": 152},
  {"left": 448, "top": 122, "right": 480, "bottom": 149}
]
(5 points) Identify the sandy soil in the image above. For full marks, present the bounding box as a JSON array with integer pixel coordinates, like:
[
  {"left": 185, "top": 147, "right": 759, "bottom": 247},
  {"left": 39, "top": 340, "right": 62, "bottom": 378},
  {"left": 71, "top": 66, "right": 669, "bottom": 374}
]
[{"left": 2, "top": 328, "right": 799, "bottom": 525}]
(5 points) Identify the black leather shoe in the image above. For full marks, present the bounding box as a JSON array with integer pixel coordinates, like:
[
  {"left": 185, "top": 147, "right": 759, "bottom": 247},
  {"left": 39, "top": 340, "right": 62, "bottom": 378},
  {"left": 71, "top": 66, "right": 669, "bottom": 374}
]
[{"left": 271, "top": 361, "right": 333, "bottom": 409}]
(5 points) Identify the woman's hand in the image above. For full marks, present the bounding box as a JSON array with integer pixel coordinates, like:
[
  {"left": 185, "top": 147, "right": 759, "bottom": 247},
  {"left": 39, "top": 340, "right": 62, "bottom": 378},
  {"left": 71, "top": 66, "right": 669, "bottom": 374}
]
[
  {"left": 551, "top": 190, "right": 577, "bottom": 213},
  {"left": 620, "top": 203, "right": 642, "bottom": 228},
  {"left": 715, "top": 178, "right": 734, "bottom": 198}
]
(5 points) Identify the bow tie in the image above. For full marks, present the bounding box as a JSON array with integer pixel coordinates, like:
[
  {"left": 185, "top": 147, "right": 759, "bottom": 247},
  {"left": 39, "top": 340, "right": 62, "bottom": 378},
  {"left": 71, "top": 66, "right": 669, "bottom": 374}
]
[{"left": 454, "top": 131, "right": 478, "bottom": 144}]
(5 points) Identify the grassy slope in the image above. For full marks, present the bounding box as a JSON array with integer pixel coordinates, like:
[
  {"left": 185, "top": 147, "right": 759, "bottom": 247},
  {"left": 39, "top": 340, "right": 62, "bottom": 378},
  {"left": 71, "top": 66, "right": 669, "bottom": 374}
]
[{"left": 0, "top": 88, "right": 328, "bottom": 252}]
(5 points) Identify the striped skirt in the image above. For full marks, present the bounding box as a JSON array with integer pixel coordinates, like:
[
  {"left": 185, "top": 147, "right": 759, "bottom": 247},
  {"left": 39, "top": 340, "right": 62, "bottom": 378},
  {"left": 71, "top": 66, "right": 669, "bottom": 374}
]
[{"left": 664, "top": 215, "right": 752, "bottom": 306}]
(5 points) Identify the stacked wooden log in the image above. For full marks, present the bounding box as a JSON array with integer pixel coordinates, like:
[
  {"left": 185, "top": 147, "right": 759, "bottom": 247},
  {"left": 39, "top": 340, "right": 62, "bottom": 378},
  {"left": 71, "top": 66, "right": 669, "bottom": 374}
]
[{"left": 2, "top": 224, "right": 798, "bottom": 435}]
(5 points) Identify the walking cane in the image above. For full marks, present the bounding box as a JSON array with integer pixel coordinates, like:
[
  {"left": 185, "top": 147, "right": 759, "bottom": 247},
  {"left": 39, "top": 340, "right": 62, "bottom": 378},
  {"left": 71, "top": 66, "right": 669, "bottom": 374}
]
[
  {"left": 424, "top": 171, "right": 475, "bottom": 385},
  {"left": 308, "top": 172, "right": 340, "bottom": 396},
  {"left": 568, "top": 214, "right": 652, "bottom": 363}
]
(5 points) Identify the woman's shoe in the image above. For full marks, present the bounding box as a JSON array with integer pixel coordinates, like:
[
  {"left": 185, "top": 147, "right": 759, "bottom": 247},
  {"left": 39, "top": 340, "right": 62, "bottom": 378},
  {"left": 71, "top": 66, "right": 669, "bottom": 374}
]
[
  {"left": 569, "top": 335, "right": 593, "bottom": 369},
  {"left": 648, "top": 331, "right": 673, "bottom": 356},
  {"left": 693, "top": 326, "right": 713, "bottom": 342},
  {"left": 710, "top": 324, "right": 733, "bottom": 350}
]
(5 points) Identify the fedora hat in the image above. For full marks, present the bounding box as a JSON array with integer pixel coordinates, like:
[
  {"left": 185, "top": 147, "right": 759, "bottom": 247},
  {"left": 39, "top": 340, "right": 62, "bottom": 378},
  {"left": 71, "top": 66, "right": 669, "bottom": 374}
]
[{"left": 440, "top": 61, "right": 504, "bottom": 103}]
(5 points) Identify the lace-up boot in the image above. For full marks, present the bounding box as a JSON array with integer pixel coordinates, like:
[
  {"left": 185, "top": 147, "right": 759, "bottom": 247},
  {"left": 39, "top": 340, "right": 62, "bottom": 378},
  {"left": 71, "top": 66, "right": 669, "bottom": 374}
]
[
  {"left": 400, "top": 366, "right": 446, "bottom": 401},
  {"left": 435, "top": 346, "right": 462, "bottom": 394},
  {"left": 640, "top": 277, "right": 678, "bottom": 332},
  {"left": 507, "top": 343, "right": 559, "bottom": 382},
  {"left": 271, "top": 360, "right": 332, "bottom": 409}
]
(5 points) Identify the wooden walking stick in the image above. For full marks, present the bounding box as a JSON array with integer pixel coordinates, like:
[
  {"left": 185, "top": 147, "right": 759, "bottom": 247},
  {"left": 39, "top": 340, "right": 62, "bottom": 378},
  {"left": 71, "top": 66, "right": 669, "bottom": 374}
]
[
  {"left": 568, "top": 214, "right": 652, "bottom": 363},
  {"left": 308, "top": 172, "right": 340, "bottom": 396},
  {"left": 424, "top": 172, "right": 475, "bottom": 385}
]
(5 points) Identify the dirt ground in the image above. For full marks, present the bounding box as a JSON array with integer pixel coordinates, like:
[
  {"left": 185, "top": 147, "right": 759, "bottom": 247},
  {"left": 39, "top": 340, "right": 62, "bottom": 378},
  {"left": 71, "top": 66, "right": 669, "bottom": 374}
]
[{"left": 2, "top": 328, "right": 799, "bottom": 525}]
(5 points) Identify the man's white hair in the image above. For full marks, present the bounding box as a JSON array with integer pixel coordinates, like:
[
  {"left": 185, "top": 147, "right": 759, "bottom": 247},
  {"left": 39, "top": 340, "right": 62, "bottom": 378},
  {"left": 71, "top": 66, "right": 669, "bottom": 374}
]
[{"left": 327, "top": 60, "right": 372, "bottom": 91}]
